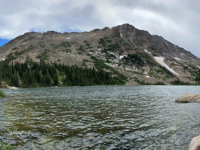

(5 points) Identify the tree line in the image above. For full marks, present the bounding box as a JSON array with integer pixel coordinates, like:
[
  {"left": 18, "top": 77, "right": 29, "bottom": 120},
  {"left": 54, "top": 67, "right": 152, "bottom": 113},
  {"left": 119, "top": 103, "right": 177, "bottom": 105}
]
[{"left": 0, "top": 59, "right": 126, "bottom": 87}]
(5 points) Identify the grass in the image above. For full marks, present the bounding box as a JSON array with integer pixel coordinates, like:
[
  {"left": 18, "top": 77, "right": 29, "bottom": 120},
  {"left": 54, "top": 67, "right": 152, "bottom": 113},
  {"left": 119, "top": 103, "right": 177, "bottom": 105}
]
[
  {"left": 0, "top": 90, "right": 6, "bottom": 98},
  {"left": 58, "top": 76, "right": 63, "bottom": 83}
]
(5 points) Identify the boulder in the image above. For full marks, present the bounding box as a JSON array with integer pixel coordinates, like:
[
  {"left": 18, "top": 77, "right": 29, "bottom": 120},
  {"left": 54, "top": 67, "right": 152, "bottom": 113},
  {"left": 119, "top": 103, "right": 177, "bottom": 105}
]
[
  {"left": 175, "top": 93, "right": 200, "bottom": 103},
  {"left": 9, "top": 86, "right": 19, "bottom": 90},
  {"left": 189, "top": 135, "right": 200, "bottom": 150},
  {"left": 6, "top": 85, "right": 19, "bottom": 90}
]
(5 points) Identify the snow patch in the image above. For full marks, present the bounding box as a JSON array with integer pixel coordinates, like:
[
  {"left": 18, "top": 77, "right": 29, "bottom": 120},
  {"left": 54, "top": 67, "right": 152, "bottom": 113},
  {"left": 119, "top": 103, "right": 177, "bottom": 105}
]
[
  {"left": 120, "top": 55, "right": 127, "bottom": 59},
  {"left": 66, "top": 38, "right": 70, "bottom": 39},
  {"left": 120, "top": 33, "right": 123, "bottom": 37},
  {"left": 146, "top": 76, "right": 150, "bottom": 78},
  {"left": 154, "top": 57, "right": 179, "bottom": 76},
  {"left": 174, "top": 57, "right": 181, "bottom": 61},
  {"left": 144, "top": 49, "right": 151, "bottom": 54},
  {"left": 120, "top": 56, "right": 124, "bottom": 59},
  {"left": 98, "top": 48, "right": 101, "bottom": 51}
]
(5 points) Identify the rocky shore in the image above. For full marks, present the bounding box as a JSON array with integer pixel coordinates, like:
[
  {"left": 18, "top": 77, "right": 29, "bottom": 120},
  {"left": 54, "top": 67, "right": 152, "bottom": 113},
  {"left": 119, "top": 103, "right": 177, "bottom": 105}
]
[
  {"left": 175, "top": 93, "right": 200, "bottom": 103},
  {"left": 189, "top": 135, "right": 200, "bottom": 150},
  {"left": 176, "top": 93, "right": 200, "bottom": 150}
]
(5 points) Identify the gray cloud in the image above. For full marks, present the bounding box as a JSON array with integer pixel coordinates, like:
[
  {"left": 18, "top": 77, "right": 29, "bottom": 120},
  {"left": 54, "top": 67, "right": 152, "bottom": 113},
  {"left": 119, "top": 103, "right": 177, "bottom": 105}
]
[{"left": 0, "top": 0, "right": 200, "bottom": 56}]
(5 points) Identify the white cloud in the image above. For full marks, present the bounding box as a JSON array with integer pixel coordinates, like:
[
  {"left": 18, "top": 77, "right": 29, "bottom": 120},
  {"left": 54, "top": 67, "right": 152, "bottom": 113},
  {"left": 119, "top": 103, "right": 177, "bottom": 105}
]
[{"left": 0, "top": 0, "right": 200, "bottom": 56}]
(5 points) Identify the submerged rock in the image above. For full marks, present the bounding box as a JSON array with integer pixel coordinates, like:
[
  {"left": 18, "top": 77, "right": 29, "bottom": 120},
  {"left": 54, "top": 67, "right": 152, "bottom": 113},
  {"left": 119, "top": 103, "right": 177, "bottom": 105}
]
[
  {"left": 189, "top": 135, "right": 200, "bottom": 150},
  {"left": 175, "top": 93, "right": 200, "bottom": 103}
]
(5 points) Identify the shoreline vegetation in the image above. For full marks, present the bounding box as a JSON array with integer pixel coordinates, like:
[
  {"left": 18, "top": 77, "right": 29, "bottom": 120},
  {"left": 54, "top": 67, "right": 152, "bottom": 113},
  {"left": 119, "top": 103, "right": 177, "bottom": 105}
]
[
  {"left": 0, "top": 57, "right": 200, "bottom": 88},
  {"left": 0, "top": 58, "right": 127, "bottom": 88},
  {"left": 0, "top": 142, "right": 14, "bottom": 150},
  {"left": 0, "top": 90, "right": 6, "bottom": 98}
]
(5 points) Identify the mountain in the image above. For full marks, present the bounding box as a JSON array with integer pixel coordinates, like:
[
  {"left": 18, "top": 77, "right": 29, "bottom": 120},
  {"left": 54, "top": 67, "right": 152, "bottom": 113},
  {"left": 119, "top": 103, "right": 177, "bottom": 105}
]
[{"left": 0, "top": 23, "right": 200, "bottom": 85}]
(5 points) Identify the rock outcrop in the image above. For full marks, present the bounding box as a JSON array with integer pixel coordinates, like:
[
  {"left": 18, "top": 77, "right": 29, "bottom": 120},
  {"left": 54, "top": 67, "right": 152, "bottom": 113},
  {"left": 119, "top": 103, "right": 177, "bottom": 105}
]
[
  {"left": 189, "top": 135, "right": 200, "bottom": 150},
  {"left": 6, "top": 85, "right": 19, "bottom": 90},
  {"left": 175, "top": 93, "right": 200, "bottom": 103}
]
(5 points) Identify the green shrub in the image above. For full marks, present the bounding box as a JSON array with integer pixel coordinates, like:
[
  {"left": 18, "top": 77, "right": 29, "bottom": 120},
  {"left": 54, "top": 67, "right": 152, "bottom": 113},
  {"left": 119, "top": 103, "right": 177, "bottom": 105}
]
[
  {"left": 99, "top": 38, "right": 106, "bottom": 47},
  {"left": 78, "top": 45, "right": 84, "bottom": 51},
  {"left": 50, "top": 42, "right": 71, "bottom": 50},
  {"left": 171, "top": 79, "right": 190, "bottom": 85},
  {"left": 0, "top": 142, "right": 14, "bottom": 150},
  {"left": 0, "top": 90, "right": 6, "bottom": 98},
  {"left": 134, "top": 77, "right": 146, "bottom": 85},
  {"left": 154, "top": 82, "right": 165, "bottom": 85},
  {"left": 38, "top": 41, "right": 45, "bottom": 48}
]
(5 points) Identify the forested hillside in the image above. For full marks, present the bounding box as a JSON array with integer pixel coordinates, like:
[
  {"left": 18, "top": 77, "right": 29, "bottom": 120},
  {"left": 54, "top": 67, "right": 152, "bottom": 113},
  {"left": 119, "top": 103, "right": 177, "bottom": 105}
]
[{"left": 0, "top": 58, "right": 127, "bottom": 87}]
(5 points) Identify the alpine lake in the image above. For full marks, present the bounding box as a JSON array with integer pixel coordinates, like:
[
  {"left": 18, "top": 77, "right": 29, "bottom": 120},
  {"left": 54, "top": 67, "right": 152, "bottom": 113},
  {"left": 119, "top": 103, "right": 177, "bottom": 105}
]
[{"left": 0, "top": 85, "right": 200, "bottom": 150}]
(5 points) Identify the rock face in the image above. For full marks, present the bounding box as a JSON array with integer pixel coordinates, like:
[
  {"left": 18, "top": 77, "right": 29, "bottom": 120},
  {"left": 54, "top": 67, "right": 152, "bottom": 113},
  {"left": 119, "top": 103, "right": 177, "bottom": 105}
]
[
  {"left": 175, "top": 93, "right": 200, "bottom": 103},
  {"left": 189, "top": 135, "right": 200, "bottom": 150}
]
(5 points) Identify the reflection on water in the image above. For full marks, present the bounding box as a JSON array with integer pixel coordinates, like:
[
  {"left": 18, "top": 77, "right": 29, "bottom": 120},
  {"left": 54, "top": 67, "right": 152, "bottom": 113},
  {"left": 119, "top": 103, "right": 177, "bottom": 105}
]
[{"left": 0, "top": 86, "right": 200, "bottom": 150}]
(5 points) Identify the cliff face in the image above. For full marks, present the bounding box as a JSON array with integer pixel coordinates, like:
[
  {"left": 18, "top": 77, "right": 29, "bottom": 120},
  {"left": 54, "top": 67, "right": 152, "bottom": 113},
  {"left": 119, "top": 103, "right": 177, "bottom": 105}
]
[{"left": 0, "top": 23, "right": 199, "bottom": 85}]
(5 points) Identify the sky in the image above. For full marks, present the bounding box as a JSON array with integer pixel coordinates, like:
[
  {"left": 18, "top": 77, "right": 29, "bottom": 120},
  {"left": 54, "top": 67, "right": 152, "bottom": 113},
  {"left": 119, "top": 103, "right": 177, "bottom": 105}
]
[{"left": 0, "top": 0, "right": 200, "bottom": 56}]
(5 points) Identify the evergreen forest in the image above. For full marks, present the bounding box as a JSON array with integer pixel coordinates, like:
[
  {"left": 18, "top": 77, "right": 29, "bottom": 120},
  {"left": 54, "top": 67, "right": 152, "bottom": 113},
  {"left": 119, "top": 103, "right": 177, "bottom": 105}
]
[{"left": 0, "top": 58, "right": 126, "bottom": 88}]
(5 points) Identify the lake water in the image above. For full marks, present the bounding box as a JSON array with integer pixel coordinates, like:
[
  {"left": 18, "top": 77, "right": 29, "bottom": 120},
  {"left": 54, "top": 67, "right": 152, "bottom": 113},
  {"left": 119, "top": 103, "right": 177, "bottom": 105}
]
[{"left": 0, "top": 86, "right": 200, "bottom": 150}]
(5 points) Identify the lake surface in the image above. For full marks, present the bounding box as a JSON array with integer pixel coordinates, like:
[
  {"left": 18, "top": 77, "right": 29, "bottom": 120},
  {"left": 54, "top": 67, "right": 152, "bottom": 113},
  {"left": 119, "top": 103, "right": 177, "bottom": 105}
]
[{"left": 0, "top": 86, "right": 200, "bottom": 150}]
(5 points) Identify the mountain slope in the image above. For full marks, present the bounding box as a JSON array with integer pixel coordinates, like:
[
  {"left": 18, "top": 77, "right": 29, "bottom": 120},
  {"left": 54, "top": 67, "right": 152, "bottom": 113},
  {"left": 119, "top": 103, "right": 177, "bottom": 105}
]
[{"left": 0, "top": 24, "right": 199, "bottom": 85}]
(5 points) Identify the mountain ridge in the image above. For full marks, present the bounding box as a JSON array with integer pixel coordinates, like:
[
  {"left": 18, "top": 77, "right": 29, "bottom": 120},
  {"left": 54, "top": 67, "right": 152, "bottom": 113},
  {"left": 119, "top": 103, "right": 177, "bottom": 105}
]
[{"left": 0, "top": 23, "right": 199, "bottom": 85}]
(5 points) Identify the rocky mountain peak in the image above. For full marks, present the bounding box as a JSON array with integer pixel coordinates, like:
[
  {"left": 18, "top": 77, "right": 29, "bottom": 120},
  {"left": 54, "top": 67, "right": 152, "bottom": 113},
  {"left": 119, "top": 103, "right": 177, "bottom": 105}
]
[{"left": 0, "top": 23, "right": 200, "bottom": 85}]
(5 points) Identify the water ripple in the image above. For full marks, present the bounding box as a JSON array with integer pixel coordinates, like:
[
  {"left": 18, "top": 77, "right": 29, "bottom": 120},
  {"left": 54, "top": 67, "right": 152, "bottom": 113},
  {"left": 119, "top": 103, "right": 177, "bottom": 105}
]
[{"left": 0, "top": 86, "right": 200, "bottom": 149}]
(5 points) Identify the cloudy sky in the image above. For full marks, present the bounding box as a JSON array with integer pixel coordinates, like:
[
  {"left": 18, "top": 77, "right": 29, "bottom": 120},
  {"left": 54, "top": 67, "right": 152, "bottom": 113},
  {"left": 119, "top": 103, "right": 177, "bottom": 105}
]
[{"left": 0, "top": 0, "right": 200, "bottom": 56}]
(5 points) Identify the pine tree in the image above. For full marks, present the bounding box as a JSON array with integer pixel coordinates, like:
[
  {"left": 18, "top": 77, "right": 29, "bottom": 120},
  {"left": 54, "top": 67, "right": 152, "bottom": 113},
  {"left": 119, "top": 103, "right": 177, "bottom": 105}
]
[
  {"left": 53, "top": 73, "right": 58, "bottom": 86},
  {"left": 16, "top": 71, "right": 20, "bottom": 87},
  {"left": 0, "top": 76, "right": 1, "bottom": 88},
  {"left": 39, "top": 71, "right": 43, "bottom": 83}
]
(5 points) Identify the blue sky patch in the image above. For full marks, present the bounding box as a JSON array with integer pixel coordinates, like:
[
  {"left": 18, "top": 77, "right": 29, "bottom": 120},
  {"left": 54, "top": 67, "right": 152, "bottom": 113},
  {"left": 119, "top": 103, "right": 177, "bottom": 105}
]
[{"left": 0, "top": 39, "right": 9, "bottom": 47}]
